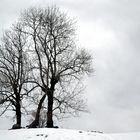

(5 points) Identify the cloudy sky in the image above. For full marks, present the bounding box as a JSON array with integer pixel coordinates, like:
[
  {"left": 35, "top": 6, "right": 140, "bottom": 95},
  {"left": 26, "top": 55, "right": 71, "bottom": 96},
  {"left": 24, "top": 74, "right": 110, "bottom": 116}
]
[{"left": 0, "top": 0, "right": 140, "bottom": 133}]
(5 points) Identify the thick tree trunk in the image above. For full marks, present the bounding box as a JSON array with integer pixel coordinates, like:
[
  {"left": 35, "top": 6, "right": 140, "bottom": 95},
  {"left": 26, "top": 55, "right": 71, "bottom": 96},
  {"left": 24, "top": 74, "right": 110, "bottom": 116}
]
[
  {"left": 12, "top": 101, "right": 21, "bottom": 129},
  {"left": 46, "top": 78, "right": 58, "bottom": 128},
  {"left": 46, "top": 93, "right": 54, "bottom": 128},
  {"left": 27, "top": 93, "right": 47, "bottom": 128},
  {"left": 16, "top": 102, "right": 21, "bottom": 126},
  {"left": 15, "top": 89, "right": 21, "bottom": 128}
]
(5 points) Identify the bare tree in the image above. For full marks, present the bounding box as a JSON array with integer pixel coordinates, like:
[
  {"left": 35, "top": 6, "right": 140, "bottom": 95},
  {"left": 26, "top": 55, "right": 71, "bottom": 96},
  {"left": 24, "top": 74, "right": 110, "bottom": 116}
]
[
  {"left": 21, "top": 6, "right": 93, "bottom": 128},
  {"left": 0, "top": 23, "right": 30, "bottom": 128}
]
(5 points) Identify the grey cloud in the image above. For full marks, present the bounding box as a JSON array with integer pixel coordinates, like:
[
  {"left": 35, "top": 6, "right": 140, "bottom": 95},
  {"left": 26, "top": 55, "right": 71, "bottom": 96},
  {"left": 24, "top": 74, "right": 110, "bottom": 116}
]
[{"left": 69, "top": 0, "right": 140, "bottom": 132}]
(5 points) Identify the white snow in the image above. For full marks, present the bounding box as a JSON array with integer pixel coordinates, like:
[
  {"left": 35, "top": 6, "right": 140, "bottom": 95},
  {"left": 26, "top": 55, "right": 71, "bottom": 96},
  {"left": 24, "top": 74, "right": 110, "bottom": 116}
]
[{"left": 0, "top": 128, "right": 140, "bottom": 140}]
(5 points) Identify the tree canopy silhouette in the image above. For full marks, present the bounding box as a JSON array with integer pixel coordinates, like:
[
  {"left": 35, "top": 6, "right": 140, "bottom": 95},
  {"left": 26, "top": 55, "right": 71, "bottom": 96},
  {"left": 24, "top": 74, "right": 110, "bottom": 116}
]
[{"left": 0, "top": 6, "right": 93, "bottom": 128}]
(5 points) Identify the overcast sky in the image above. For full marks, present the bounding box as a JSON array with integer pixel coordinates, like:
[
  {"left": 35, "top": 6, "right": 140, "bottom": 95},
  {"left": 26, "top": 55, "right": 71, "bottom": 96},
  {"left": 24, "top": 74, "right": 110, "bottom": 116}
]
[{"left": 0, "top": 0, "right": 140, "bottom": 133}]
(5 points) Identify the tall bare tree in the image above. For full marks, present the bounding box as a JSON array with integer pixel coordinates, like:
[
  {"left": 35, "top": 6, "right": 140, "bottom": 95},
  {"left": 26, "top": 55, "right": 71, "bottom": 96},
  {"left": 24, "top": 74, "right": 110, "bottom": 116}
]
[
  {"left": 21, "top": 6, "right": 93, "bottom": 128},
  {"left": 0, "top": 23, "right": 30, "bottom": 128}
]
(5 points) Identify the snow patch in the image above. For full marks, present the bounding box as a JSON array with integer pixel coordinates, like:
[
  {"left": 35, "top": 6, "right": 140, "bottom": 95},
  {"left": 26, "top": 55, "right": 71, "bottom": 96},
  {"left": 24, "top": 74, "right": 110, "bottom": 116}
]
[{"left": 0, "top": 128, "right": 140, "bottom": 140}]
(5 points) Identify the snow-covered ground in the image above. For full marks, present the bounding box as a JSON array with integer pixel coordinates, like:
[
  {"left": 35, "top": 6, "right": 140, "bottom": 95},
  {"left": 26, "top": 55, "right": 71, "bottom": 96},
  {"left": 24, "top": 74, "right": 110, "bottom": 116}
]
[{"left": 0, "top": 128, "right": 140, "bottom": 140}]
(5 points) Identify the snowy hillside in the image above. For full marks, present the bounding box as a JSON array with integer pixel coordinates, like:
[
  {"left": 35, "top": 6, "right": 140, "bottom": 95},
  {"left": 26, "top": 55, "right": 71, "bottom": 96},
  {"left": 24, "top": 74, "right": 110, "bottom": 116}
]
[{"left": 0, "top": 128, "right": 140, "bottom": 140}]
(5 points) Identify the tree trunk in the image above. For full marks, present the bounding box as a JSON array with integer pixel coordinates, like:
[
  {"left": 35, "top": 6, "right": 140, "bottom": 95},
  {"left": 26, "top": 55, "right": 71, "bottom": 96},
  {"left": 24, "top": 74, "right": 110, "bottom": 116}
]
[
  {"left": 27, "top": 93, "right": 47, "bottom": 128},
  {"left": 46, "top": 93, "right": 54, "bottom": 128},
  {"left": 16, "top": 101, "right": 21, "bottom": 127},
  {"left": 15, "top": 88, "right": 21, "bottom": 128},
  {"left": 46, "top": 77, "right": 58, "bottom": 128}
]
